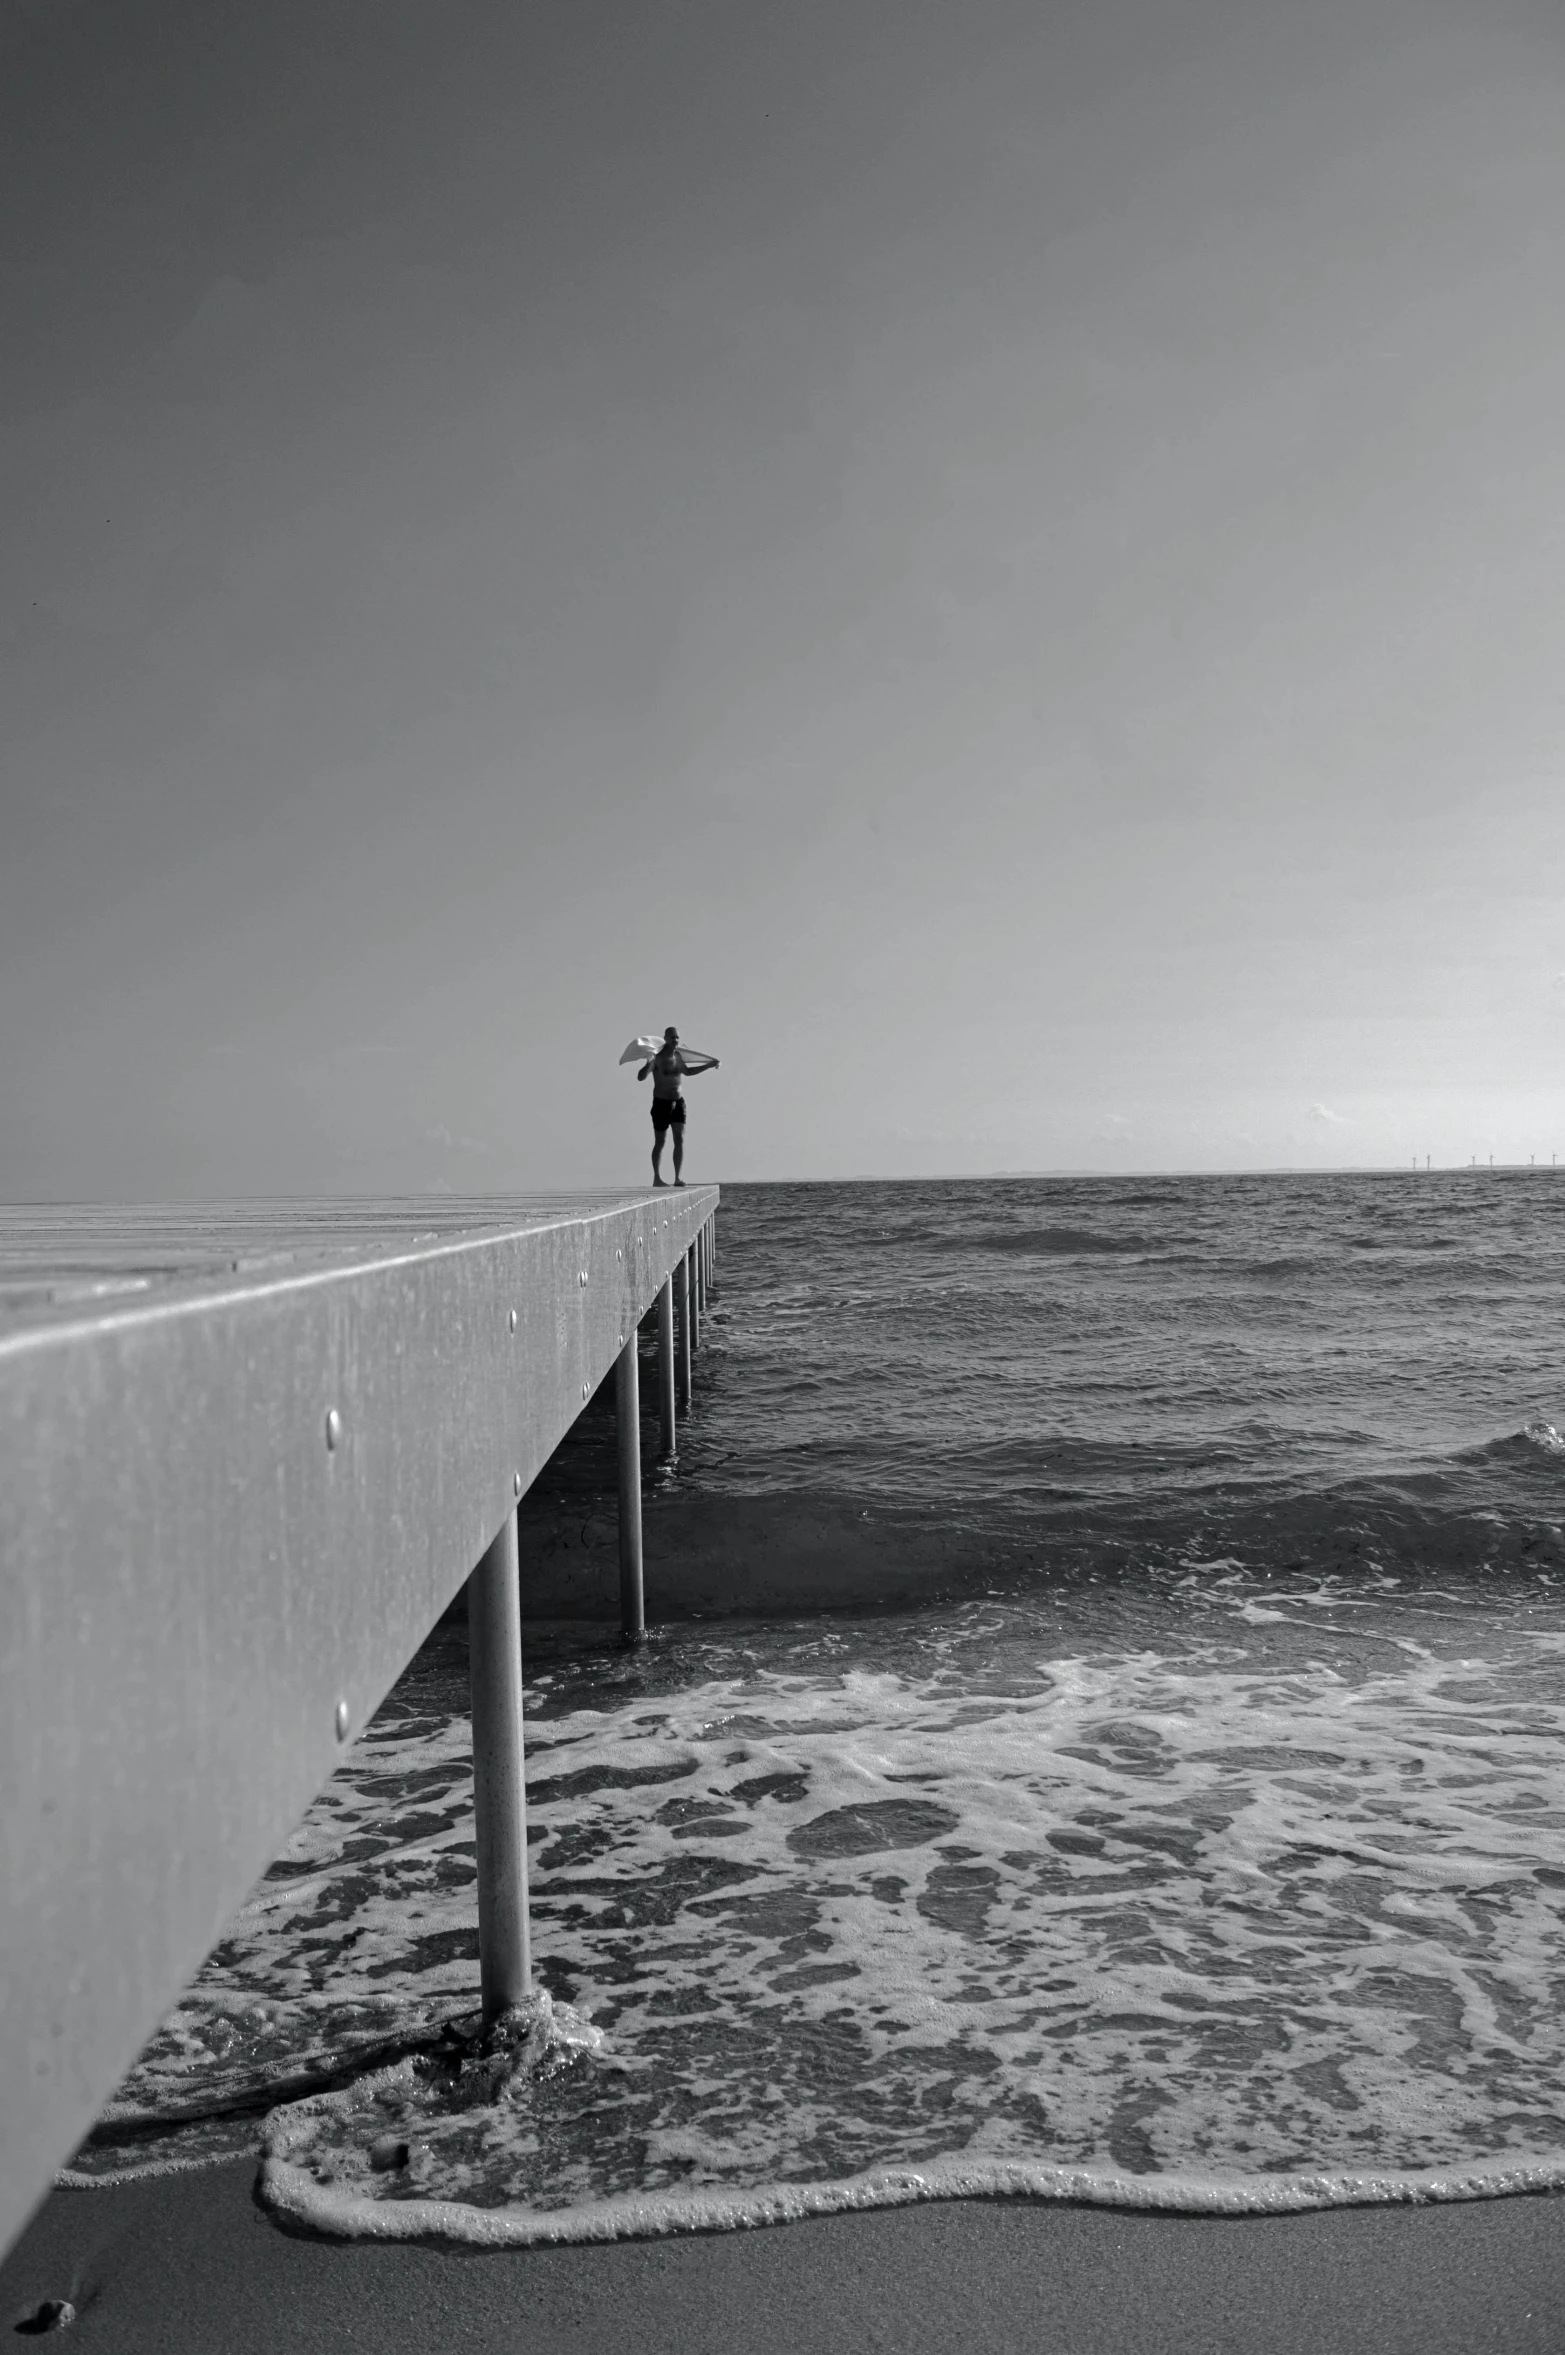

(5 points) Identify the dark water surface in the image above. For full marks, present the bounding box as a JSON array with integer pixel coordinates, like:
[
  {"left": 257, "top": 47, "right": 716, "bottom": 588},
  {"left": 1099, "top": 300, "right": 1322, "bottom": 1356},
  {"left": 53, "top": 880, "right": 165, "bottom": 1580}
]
[{"left": 686, "top": 1173, "right": 1565, "bottom": 1582}]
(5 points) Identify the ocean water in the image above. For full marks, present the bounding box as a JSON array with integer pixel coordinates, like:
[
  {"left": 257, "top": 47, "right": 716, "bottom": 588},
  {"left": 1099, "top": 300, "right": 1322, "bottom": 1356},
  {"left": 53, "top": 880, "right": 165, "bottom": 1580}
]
[{"left": 70, "top": 1174, "right": 1565, "bottom": 2240}]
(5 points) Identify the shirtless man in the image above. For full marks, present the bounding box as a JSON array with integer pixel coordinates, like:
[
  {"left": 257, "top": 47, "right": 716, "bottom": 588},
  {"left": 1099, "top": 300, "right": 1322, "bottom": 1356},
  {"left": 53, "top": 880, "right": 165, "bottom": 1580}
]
[{"left": 638, "top": 1026, "right": 719, "bottom": 1187}]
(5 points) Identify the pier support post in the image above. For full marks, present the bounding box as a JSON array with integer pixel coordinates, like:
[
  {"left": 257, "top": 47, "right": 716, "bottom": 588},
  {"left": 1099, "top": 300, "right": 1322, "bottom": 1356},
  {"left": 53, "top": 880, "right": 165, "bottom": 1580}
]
[
  {"left": 657, "top": 1274, "right": 676, "bottom": 1458},
  {"left": 676, "top": 1255, "right": 692, "bottom": 1410},
  {"left": 467, "top": 1509, "right": 531, "bottom": 2019},
  {"left": 615, "top": 1333, "right": 645, "bottom": 1642},
  {"left": 688, "top": 1242, "right": 700, "bottom": 1354}
]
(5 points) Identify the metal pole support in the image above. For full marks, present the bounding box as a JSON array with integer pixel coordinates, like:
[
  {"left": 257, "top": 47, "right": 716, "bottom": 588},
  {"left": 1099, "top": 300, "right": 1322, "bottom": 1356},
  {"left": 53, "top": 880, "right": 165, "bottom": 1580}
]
[
  {"left": 467, "top": 1508, "right": 531, "bottom": 2019},
  {"left": 615, "top": 1332, "right": 645, "bottom": 1642},
  {"left": 657, "top": 1273, "right": 677, "bottom": 1458},
  {"left": 676, "top": 1255, "right": 692, "bottom": 1409},
  {"left": 687, "top": 1241, "right": 700, "bottom": 1354}
]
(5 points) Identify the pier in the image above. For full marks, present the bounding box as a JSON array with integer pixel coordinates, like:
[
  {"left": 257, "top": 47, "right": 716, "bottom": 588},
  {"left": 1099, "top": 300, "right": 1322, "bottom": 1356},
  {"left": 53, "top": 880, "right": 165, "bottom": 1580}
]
[{"left": 0, "top": 1188, "right": 718, "bottom": 2258}]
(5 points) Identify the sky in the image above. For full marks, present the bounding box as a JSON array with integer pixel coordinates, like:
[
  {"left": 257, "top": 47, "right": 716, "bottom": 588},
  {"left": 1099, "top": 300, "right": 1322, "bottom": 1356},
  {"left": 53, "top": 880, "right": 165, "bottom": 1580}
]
[{"left": 2, "top": 0, "right": 1562, "bottom": 1195}]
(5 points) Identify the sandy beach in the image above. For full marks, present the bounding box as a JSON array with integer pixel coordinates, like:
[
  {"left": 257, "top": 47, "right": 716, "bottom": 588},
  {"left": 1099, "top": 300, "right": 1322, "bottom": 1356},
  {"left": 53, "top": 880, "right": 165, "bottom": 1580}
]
[{"left": 4, "top": 2161, "right": 1564, "bottom": 2353}]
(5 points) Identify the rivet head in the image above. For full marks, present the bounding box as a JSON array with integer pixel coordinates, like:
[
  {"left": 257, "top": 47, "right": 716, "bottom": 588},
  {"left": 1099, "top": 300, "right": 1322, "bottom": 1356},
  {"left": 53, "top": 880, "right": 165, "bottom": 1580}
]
[
  {"left": 582, "top": 1381, "right": 590, "bottom": 1399},
  {"left": 324, "top": 1408, "right": 342, "bottom": 1451},
  {"left": 334, "top": 1699, "right": 350, "bottom": 1741},
  {"left": 509, "top": 1308, "right": 517, "bottom": 1333},
  {"left": 513, "top": 1471, "right": 523, "bottom": 1497},
  {"left": 579, "top": 1269, "right": 588, "bottom": 1286}
]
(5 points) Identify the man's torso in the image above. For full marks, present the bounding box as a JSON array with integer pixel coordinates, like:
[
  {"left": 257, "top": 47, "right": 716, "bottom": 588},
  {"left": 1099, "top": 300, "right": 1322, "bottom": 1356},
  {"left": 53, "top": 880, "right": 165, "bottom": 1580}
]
[{"left": 651, "top": 1049, "right": 686, "bottom": 1100}]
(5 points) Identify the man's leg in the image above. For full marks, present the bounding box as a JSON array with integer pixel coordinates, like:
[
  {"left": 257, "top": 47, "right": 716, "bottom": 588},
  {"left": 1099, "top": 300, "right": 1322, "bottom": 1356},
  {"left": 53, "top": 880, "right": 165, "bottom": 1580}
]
[
  {"left": 652, "top": 1128, "right": 665, "bottom": 1184},
  {"left": 672, "top": 1124, "right": 685, "bottom": 1184}
]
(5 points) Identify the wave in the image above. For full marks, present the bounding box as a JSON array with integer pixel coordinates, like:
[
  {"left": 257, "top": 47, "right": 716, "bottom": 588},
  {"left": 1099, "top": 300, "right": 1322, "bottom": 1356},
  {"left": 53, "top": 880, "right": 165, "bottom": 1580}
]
[
  {"left": 509, "top": 1430, "right": 1565, "bottom": 1628},
  {"left": 951, "top": 1228, "right": 1154, "bottom": 1257},
  {"left": 262, "top": 2112, "right": 1565, "bottom": 2246},
  {"left": 1454, "top": 1421, "right": 1565, "bottom": 1470},
  {"left": 883, "top": 1224, "right": 1157, "bottom": 1258}
]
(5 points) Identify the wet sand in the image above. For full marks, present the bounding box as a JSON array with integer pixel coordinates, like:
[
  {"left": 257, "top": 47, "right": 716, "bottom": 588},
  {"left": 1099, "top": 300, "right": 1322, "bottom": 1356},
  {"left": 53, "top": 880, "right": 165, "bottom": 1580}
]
[{"left": 4, "top": 2160, "right": 1564, "bottom": 2353}]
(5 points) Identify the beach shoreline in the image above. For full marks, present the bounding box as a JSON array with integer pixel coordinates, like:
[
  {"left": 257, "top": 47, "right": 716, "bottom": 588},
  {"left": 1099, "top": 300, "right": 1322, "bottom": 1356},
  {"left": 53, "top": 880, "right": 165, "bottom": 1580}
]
[
  {"left": 5, "top": 2155, "right": 1564, "bottom": 2354},
  {"left": 16, "top": 1176, "right": 1565, "bottom": 2344}
]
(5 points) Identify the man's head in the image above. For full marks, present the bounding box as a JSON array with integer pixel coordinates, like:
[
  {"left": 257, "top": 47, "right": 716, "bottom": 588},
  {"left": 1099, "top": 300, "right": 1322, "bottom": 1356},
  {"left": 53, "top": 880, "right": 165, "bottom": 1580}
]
[{"left": 664, "top": 1027, "right": 679, "bottom": 1044}]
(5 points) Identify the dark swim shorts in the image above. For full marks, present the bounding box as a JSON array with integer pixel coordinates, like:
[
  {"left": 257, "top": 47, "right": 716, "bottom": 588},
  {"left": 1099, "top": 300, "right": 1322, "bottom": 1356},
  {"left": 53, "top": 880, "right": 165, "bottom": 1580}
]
[{"left": 651, "top": 1095, "right": 687, "bottom": 1133}]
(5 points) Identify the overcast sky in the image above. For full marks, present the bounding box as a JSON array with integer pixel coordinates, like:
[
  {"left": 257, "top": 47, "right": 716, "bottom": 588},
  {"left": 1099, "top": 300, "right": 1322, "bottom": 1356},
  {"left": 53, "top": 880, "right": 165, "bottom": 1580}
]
[{"left": 3, "top": 0, "right": 1562, "bottom": 1195}]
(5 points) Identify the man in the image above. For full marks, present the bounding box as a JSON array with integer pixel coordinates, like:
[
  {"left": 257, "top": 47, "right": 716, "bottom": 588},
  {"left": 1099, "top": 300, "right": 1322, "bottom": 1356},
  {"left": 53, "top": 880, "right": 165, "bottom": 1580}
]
[{"left": 638, "top": 1026, "right": 719, "bottom": 1187}]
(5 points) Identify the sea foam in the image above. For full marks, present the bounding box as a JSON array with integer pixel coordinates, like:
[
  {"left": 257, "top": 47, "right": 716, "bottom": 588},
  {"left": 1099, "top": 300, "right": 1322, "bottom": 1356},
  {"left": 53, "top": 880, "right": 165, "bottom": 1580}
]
[{"left": 73, "top": 1592, "right": 1565, "bottom": 2239}]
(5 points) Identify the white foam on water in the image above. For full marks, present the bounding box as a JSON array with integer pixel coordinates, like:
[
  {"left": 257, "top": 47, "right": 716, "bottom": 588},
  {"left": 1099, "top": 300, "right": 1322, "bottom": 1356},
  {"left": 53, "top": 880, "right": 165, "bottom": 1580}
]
[
  {"left": 70, "top": 1599, "right": 1565, "bottom": 2235},
  {"left": 263, "top": 2108, "right": 1565, "bottom": 2247}
]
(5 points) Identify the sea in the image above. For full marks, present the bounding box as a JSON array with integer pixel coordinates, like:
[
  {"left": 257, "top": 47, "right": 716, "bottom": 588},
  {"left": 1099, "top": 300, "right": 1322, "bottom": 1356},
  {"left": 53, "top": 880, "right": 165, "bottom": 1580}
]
[{"left": 69, "top": 1173, "right": 1565, "bottom": 2242}]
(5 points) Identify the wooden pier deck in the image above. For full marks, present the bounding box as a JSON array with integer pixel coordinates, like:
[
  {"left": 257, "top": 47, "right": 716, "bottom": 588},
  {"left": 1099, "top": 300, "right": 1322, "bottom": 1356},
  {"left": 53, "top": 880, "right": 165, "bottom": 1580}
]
[{"left": 0, "top": 1189, "right": 718, "bottom": 2258}]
